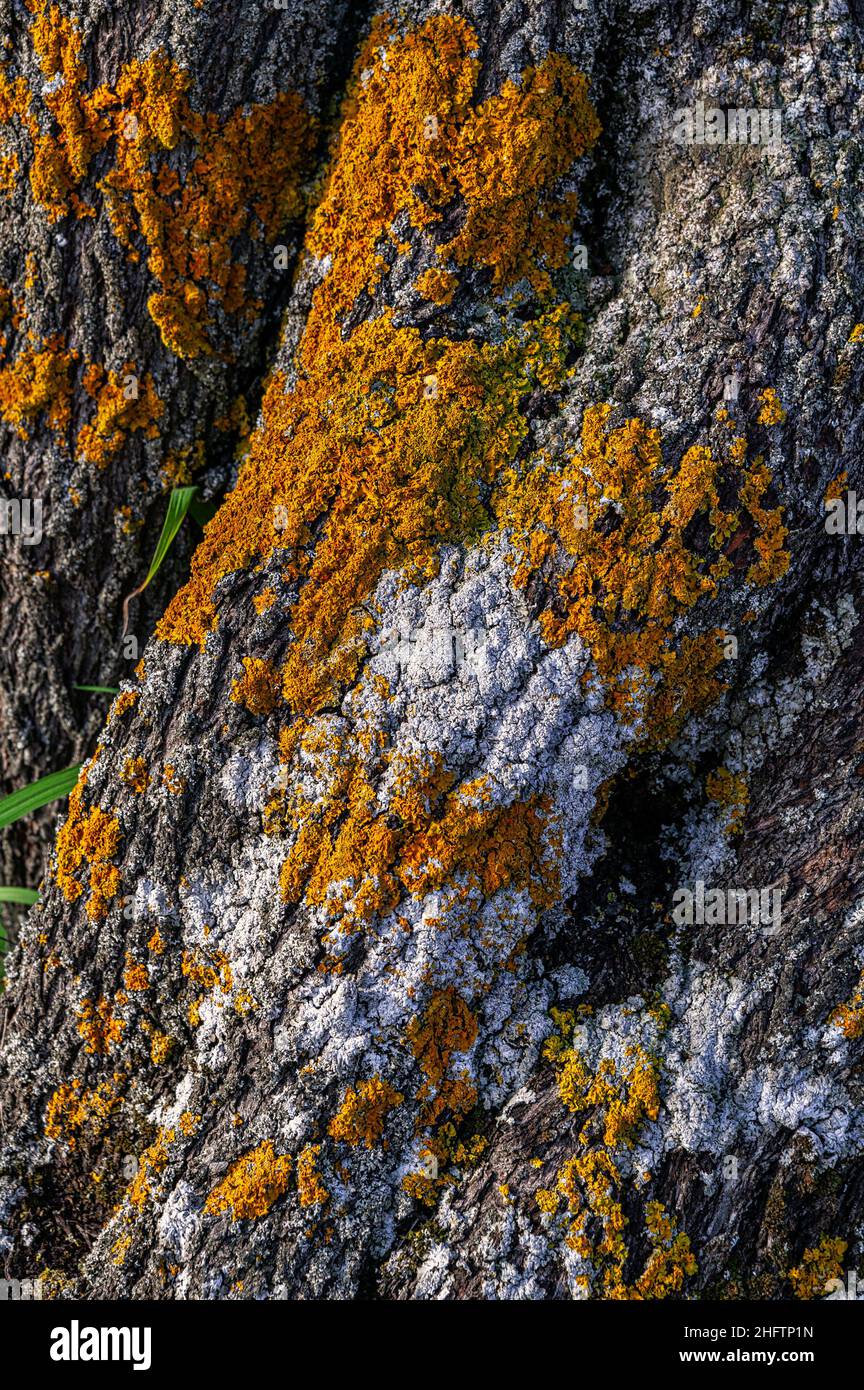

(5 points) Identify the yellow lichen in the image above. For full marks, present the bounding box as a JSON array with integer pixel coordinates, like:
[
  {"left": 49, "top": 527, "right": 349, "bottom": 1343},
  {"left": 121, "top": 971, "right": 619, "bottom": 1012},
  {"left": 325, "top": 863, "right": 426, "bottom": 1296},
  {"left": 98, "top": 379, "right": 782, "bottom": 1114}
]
[
  {"left": 328, "top": 1076, "right": 404, "bottom": 1148},
  {"left": 829, "top": 970, "right": 864, "bottom": 1041},
  {"left": 128, "top": 1128, "right": 173, "bottom": 1210},
  {"left": 537, "top": 1007, "right": 694, "bottom": 1298},
  {"left": 496, "top": 408, "right": 788, "bottom": 740},
  {"left": 76, "top": 996, "right": 125, "bottom": 1055},
  {"left": 296, "top": 1143, "right": 329, "bottom": 1208},
  {"left": 204, "top": 1140, "right": 292, "bottom": 1221},
  {"left": 705, "top": 767, "right": 748, "bottom": 837},
  {"left": 76, "top": 364, "right": 163, "bottom": 468},
  {"left": 402, "top": 1172, "right": 440, "bottom": 1207},
  {"left": 121, "top": 755, "right": 150, "bottom": 795},
  {"left": 149, "top": 1030, "right": 173, "bottom": 1064},
  {"left": 756, "top": 387, "right": 786, "bottom": 425},
  {"left": 54, "top": 762, "right": 122, "bottom": 921},
  {"left": 44, "top": 1077, "right": 122, "bottom": 1148},
  {"left": 788, "top": 1236, "right": 848, "bottom": 1299},
  {"left": 229, "top": 656, "right": 282, "bottom": 716}
]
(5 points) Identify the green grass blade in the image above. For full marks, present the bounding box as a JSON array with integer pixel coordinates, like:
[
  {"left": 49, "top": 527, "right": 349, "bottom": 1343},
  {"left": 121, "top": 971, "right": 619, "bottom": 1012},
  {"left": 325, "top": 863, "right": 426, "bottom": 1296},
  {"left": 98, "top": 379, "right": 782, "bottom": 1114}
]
[
  {"left": 0, "top": 887, "right": 39, "bottom": 905},
  {"left": 0, "top": 765, "right": 82, "bottom": 830},
  {"left": 145, "top": 486, "right": 198, "bottom": 588},
  {"left": 74, "top": 684, "right": 120, "bottom": 695},
  {"left": 122, "top": 485, "right": 198, "bottom": 636}
]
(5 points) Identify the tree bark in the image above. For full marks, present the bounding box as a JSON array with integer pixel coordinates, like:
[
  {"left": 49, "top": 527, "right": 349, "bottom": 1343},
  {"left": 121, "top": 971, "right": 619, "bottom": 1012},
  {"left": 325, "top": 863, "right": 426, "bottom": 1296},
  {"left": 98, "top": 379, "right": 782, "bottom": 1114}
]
[
  {"left": 0, "top": 0, "right": 353, "bottom": 888},
  {"left": 1, "top": 0, "right": 864, "bottom": 1302}
]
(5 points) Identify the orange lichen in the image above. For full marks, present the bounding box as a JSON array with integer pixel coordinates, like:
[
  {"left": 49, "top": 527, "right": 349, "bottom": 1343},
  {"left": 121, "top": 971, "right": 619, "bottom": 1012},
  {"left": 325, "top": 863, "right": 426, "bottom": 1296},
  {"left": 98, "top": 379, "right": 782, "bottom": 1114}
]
[
  {"left": 415, "top": 267, "right": 458, "bottom": 305},
  {"left": 160, "top": 302, "right": 578, "bottom": 656},
  {"left": 158, "top": 17, "right": 599, "bottom": 649},
  {"left": 296, "top": 1143, "right": 329, "bottom": 1207},
  {"left": 328, "top": 1076, "right": 404, "bottom": 1148},
  {"left": 788, "top": 1236, "right": 848, "bottom": 1299},
  {"left": 306, "top": 16, "right": 598, "bottom": 323},
  {"left": 98, "top": 57, "right": 313, "bottom": 357},
  {"left": 408, "top": 988, "right": 478, "bottom": 1127},
  {"left": 229, "top": 656, "right": 281, "bottom": 716},
  {"left": 110, "top": 689, "right": 139, "bottom": 719},
  {"left": 204, "top": 1140, "right": 292, "bottom": 1221},
  {"left": 54, "top": 765, "right": 122, "bottom": 921},
  {"left": 44, "top": 1078, "right": 122, "bottom": 1148},
  {"left": 496, "top": 407, "right": 788, "bottom": 740},
  {"left": 147, "top": 924, "right": 166, "bottom": 954},
  {"left": 738, "top": 455, "right": 789, "bottom": 586},
  {"left": 277, "top": 746, "right": 560, "bottom": 932},
  {"left": 123, "top": 953, "right": 149, "bottom": 992},
  {"left": 0, "top": 338, "right": 76, "bottom": 438},
  {"left": 829, "top": 970, "right": 864, "bottom": 1041},
  {"left": 76, "top": 996, "right": 125, "bottom": 1055},
  {"left": 121, "top": 755, "right": 150, "bottom": 795},
  {"left": 25, "top": 0, "right": 108, "bottom": 221},
  {"left": 253, "top": 586, "right": 277, "bottom": 614},
  {"left": 162, "top": 764, "right": 186, "bottom": 795},
  {"left": 76, "top": 364, "right": 163, "bottom": 468},
  {"left": 756, "top": 387, "right": 786, "bottom": 425},
  {"left": 0, "top": 1, "right": 315, "bottom": 352}
]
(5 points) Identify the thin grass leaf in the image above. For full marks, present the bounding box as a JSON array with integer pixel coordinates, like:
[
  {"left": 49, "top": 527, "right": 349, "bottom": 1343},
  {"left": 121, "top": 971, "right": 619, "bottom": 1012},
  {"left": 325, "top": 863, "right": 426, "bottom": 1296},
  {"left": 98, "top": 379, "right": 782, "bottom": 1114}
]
[
  {"left": 74, "top": 684, "right": 120, "bottom": 695},
  {"left": 122, "top": 485, "right": 198, "bottom": 635},
  {"left": 145, "top": 485, "right": 198, "bottom": 587},
  {"left": 0, "top": 765, "right": 82, "bottom": 830},
  {"left": 0, "top": 887, "right": 39, "bottom": 905}
]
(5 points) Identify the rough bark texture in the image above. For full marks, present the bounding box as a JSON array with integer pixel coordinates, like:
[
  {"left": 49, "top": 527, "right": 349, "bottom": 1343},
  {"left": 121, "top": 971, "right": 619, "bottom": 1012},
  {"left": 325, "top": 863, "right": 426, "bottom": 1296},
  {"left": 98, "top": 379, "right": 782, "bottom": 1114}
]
[
  {"left": 0, "top": 0, "right": 353, "bottom": 887},
  {"left": 2, "top": 0, "right": 864, "bottom": 1302}
]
